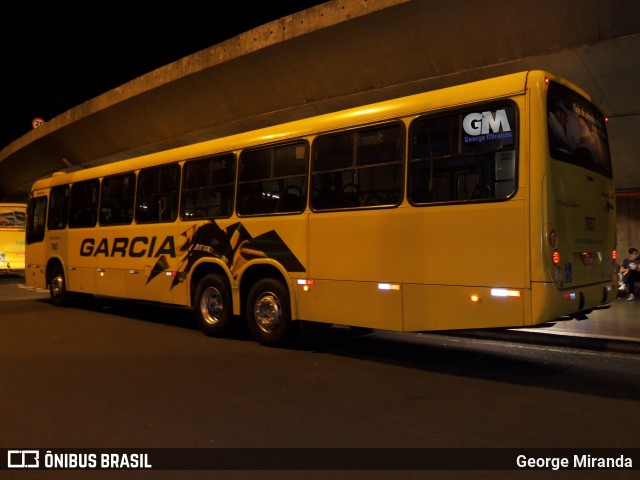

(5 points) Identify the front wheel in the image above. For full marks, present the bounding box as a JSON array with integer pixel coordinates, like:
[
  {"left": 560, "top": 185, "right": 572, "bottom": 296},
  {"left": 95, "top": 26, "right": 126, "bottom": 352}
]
[
  {"left": 49, "top": 264, "right": 70, "bottom": 306},
  {"left": 193, "top": 273, "right": 233, "bottom": 337},
  {"left": 246, "top": 279, "right": 297, "bottom": 346}
]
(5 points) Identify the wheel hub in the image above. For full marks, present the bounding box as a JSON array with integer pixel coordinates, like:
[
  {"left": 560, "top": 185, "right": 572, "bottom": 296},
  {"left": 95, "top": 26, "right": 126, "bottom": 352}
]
[
  {"left": 254, "top": 293, "right": 281, "bottom": 333},
  {"left": 51, "top": 275, "right": 64, "bottom": 297},
  {"left": 200, "top": 287, "right": 224, "bottom": 325}
]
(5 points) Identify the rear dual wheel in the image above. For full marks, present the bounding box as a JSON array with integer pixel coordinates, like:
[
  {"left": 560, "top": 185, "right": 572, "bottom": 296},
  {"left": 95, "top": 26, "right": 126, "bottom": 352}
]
[
  {"left": 194, "top": 275, "right": 297, "bottom": 345},
  {"left": 193, "top": 274, "right": 233, "bottom": 337},
  {"left": 246, "top": 278, "right": 297, "bottom": 346}
]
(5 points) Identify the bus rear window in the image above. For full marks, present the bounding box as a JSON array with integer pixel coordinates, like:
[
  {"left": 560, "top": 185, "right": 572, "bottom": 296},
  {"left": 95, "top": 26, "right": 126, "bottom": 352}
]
[{"left": 547, "top": 82, "right": 611, "bottom": 178}]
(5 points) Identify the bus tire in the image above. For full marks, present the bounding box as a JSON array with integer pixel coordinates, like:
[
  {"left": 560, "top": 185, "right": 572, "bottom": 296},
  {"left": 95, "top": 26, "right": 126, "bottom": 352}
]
[
  {"left": 193, "top": 273, "right": 233, "bottom": 337},
  {"left": 246, "top": 278, "right": 296, "bottom": 346},
  {"left": 49, "top": 264, "right": 70, "bottom": 307}
]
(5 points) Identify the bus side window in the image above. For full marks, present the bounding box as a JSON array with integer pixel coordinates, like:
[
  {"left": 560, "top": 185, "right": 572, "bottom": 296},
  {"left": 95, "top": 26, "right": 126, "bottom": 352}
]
[
  {"left": 136, "top": 164, "right": 180, "bottom": 224},
  {"left": 180, "top": 154, "right": 235, "bottom": 220},
  {"left": 100, "top": 173, "right": 135, "bottom": 225},
  {"left": 311, "top": 123, "right": 403, "bottom": 211},
  {"left": 47, "top": 185, "right": 70, "bottom": 230},
  {"left": 237, "top": 142, "right": 307, "bottom": 217},
  {"left": 68, "top": 179, "right": 99, "bottom": 228},
  {"left": 408, "top": 105, "right": 517, "bottom": 205}
]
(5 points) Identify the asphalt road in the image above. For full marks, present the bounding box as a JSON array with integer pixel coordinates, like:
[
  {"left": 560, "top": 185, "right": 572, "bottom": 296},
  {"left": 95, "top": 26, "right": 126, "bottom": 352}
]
[{"left": 1, "top": 274, "right": 638, "bottom": 480}]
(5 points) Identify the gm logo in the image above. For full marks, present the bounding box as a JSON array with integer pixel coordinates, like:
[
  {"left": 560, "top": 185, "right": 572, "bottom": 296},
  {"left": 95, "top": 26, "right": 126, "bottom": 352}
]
[
  {"left": 463, "top": 109, "right": 511, "bottom": 136},
  {"left": 8, "top": 450, "right": 39, "bottom": 468}
]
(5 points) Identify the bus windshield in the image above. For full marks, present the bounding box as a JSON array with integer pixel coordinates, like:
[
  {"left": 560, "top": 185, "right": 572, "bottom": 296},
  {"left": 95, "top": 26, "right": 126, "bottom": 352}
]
[
  {"left": 547, "top": 81, "right": 611, "bottom": 178},
  {"left": 0, "top": 205, "right": 26, "bottom": 230}
]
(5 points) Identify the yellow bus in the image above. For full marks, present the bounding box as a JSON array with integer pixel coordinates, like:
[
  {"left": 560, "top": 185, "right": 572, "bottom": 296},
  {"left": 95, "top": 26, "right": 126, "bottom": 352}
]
[
  {"left": 25, "top": 71, "right": 616, "bottom": 345},
  {"left": 0, "top": 203, "right": 26, "bottom": 274}
]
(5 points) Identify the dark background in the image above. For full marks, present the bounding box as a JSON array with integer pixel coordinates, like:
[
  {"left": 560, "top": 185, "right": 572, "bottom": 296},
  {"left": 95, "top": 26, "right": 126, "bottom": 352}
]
[{"left": 0, "top": 1, "right": 325, "bottom": 149}]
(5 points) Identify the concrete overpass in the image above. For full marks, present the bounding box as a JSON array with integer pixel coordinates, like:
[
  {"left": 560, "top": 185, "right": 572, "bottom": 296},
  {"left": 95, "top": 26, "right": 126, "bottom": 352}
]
[{"left": 1, "top": 0, "right": 639, "bottom": 202}]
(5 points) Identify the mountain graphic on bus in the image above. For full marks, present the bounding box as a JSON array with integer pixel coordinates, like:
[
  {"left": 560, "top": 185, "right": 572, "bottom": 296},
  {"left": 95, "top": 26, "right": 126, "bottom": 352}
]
[{"left": 145, "top": 220, "right": 305, "bottom": 288}]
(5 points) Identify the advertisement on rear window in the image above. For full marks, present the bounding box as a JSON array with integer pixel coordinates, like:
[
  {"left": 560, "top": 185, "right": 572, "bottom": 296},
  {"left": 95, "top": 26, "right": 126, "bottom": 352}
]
[{"left": 547, "top": 82, "right": 611, "bottom": 178}]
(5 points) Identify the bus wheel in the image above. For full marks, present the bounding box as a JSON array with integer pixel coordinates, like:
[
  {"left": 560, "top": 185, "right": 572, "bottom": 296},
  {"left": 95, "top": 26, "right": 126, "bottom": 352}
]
[
  {"left": 246, "top": 279, "right": 296, "bottom": 346},
  {"left": 49, "top": 264, "right": 70, "bottom": 307},
  {"left": 193, "top": 274, "right": 233, "bottom": 337}
]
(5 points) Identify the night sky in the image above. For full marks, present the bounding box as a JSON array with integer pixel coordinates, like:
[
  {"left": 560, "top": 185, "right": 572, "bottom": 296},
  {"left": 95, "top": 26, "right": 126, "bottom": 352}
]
[{"left": 0, "top": 1, "right": 325, "bottom": 149}]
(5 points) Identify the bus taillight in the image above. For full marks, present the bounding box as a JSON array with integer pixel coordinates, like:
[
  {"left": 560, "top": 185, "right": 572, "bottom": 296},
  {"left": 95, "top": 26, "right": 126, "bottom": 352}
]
[
  {"left": 612, "top": 249, "right": 617, "bottom": 261},
  {"left": 552, "top": 250, "right": 560, "bottom": 266},
  {"left": 547, "top": 230, "right": 557, "bottom": 248}
]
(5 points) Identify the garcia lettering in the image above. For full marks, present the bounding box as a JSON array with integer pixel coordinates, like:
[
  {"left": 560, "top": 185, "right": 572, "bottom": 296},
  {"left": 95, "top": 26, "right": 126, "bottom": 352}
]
[{"left": 80, "top": 236, "right": 176, "bottom": 258}]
